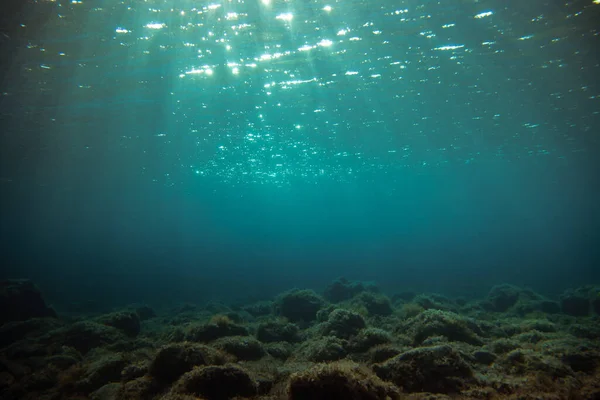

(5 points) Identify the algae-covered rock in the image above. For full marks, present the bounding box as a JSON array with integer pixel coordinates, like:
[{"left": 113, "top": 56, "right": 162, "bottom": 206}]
[
  {"left": 405, "top": 309, "right": 483, "bottom": 346},
  {"left": 98, "top": 311, "right": 141, "bottom": 338},
  {"left": 265, "top": 342, "right": 294, "bottom": 360},
  {"left": 213, "top": 336, "right": 266, "bottom": 361},
  {"left": 472, "top": 350, "right": 497, "bottom": 365},
  {"left": 149, "top": 342, "right": 227, "bottom": 382},
  {"left": 256, "top": 320, "right": 300, "bottom": 343},
  {"left": 413, "top": 293, "right": 454, "bottom": 312},
  {"left": 323, "top": 277, "right": 370, "bottom": 303},
  {"left": 172, "top": 364, "right": 257, "bottom": 399},
  {"left": 116, "top": 376, "right": 162, "bottom": 400},
  {"left": 56, "top": 321, "right": 126, "bottom": 354},
  {"left": 485, "top": 284, "right": 521, "bottom": 312},
  {"left": 349, "top": 328, "right": 392, "bottom": 352},
  {"left": 321, "top": 309, "right": 366, "bottom": 339},
  {"left": 288, "top": 361, "right": 400, "bottom": 400},
  {"left": 0, "top": 279, "right": 57, "bottom": 325},
  {"left": 368, "top": 345, "right": 402, "bottom": 363},
  {"left": 241, "top": 301, "right": 273, "bottom": 317},
  {"left": 277, "top": 289, "right": 325, "bottom": 322},
  {"left": 560, "top": 287, "right": 592, "bottom": 316},
  {"left": 298, "top": 336, "right": 348, "bottom": 362},
  {"left": 373, "top": 345, "right": 473, "bottom": 394},
  {"left": 75, "top": 352, "right": 127, "bottom": 393},
  {"left": 0, "top": 318, "right": 62, "bottom": 347},
  {"left": 134, "top": 305, "right": 156, "bottom": 321},
  {"left": 90, "top": 382, "right": 120, "bottom": 400},
  {"left": 184, "top": 320, "right": 248, "bottom": 342},
  {"left": 352, "top": 292, "right": 393, "bottom": 316}
]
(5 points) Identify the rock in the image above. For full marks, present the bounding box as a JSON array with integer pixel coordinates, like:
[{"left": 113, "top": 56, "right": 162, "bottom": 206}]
[
  {"left": 413, "top": 294, "right": 454, "bottom": 311},
  {"left": 149, "top": 343, "right": 226, "bottom": 382},
  {"left": 514, "top": 330, "right": 548, "bottom": 344},
  {"left": 242, "top": 301, "right": 273, "bottom": 317},
  {"left": 400, "top": 303, "right": 425, "bottom": 319},
  {"left": 173, "top": 365, "right": 257, "bottom": 399},
  {"left": 0, "top": 280, "right": 57, "bottom": 325},
  {"left": 488, "top": 338, "right": 520, "bottom": 354},
  {"left": 45, "top": 352, "right": 82, "bottom": 370},
  {"left": 265, "top": 342, "right": 293, "bottom": 360},
  {"left": 592, "top": 293, "right": 600, "bottom": 315},
  {"left": 185, "top": 321, "right": 248, "bottom": 342},
  {"left": 472, "top": 350, "right": 497, "bottom": 365},
  {"left": 75, "top": 353, "right": 127, "bottom": 393},
  {"left": 277, "top": 289, "right": 325, "bottom": 322},
  {"left": 321, "top": 309, "right": 366, "bottom": 339},
  {"left": 569, "top": 323, "right": 600, "bottom": 340},
  {"left": 0, "top": 356, "right": 30, "bottom": 379},
  {"left": 299, "top": 336, "right": 347, "bottom": 362},
  {"left": 392, "top": 291, "right": 417, "bottom": 303},
  {"left": 485, "top": 284, "right": 521, "bottom": 312},
  {"left": 288, "top": 361, "right": 400, "bottom": 400},
  {"left": 90, "top": 382, "right": 120, "bottom": 400},
  {"left": 20, "top": 365, "right": 59, "bottom": 391},
  {"left": 116, "top": 376, "right": 162, "bottom": 400},
  {"left": 0, "top": 318, "right": 61, "bottom": 347},
  {"left": 406, "top": 309, "right": 483, "bottom": 346},
  {"left": 0, "top": 371, "right": 15, "bottom": 389},
  {"left": 57, "top": 321, "right": 126, "bottom": 354},
  {"left": 134, "top": 305, "right": 156, "bottom": 321},
  {"left": 561, "top": 288, "right": 591, "bottom": 316},
  {"left": 369, "top": 345, "right": 402, "bottom": 363},
  {"left": 353, "top": 292, "right": 393, "bottom": 316},
  {"left": 349, "top": 328, "right": 392, "bottom": 352},
  {"left": 373, "top": 345, "right": 473, "bottom": 394},
  {"left": 213, "top": 336, "right": 266, "bottom": 361},
  {"left": 323, "top": 277, "right": 368, "bottom": 303},
  {"left": 121, "top": 362, "right": 148, "bottom": 382},
  {"left": 540, "top": 300, "right": 561, "bottom": 314},
  {"left": 561, "top": 349, "right": 600, "bottom": 373},
  {"left": 256, "top": 320, "right": 299, "bottom": 343},
  {"left": 98, "top": 312, "right": 141, "bottom": 338}
]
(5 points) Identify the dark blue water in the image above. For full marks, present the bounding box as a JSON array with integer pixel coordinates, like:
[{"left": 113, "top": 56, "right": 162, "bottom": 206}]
[{"left": 1, "top": 0, "right": 599, "bottom": 309}]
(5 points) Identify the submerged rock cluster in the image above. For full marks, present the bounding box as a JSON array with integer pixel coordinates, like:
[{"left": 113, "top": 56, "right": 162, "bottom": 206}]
[{"left": 1, "top": 278, "right": 600, "bottom": 399}]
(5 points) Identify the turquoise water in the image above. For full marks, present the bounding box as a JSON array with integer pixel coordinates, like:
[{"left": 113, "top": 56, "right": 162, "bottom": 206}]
[{"left": 1, "top": 0, "right": 598, "bottom": 307}]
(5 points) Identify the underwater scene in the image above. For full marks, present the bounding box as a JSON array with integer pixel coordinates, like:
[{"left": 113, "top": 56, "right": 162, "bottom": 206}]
[{"left": 1, "top": 0, "right": 599, "bottom": 398}]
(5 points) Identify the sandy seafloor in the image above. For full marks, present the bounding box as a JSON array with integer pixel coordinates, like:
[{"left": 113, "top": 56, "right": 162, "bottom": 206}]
[{"left": 1, "top": 278, "right": 600, "bottom": 400}]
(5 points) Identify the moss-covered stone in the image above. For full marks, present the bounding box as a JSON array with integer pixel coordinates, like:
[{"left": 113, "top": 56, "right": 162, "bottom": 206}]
[
  {"left": 405, "top": 309, "right": 483, "bottom": 346},
  {"left": 277, "top": 289, "right": 325, "bottom": 322},
  {"left": 172, "top": 365, "right": 257, "bottom": 399},
  {"left": 184, "top": 320, "right": 248, "bottom": 342},
  {"left": 560, "top": 288, "right": 591, "bottom": 316},
  {"left": 321, "top": 309, "right": 366, "bottom": 339},
  {"left": 213, "top": 336, "right": 266, "bottom": 361},
  {"left": 352, "top": 292, "right": 393, "bottom": 316},
  {"left": 0, "top": 280, "right": 57, "bottom": 325},
  {"left": 241, "top": 301, "right": 273, "bottom": 317},
  {"left": 349, "top": 328, "right": 392, "bottom": 352},
  {"left": 149, "top": 343, "right": 227, "bottom": 382},
  {"left": 98, "top": 312, "right": 141, "bottom": 338},
  {"left": 54, "top": 321, "right": 126, "bottom": 354},
  {"left": 485, "top": 284, "right": 521, "bottom": 312},
  {"left": 256, "top": 320, "right": 299, "bottom": 343},
  {"left": 298, "top": 336, "right": 348, "bottom": 362},
  {"left": 323, "top": 278, "right": 370, "bottom": 303},
  {"left": 288, "top": 361, "right": 400, "bottom": 400},
  {"left": 373, "top": 345, "right": 473, "bottom": 394},
  {"left": 74, "top": 353, "right": 127, "bottom": 393}
]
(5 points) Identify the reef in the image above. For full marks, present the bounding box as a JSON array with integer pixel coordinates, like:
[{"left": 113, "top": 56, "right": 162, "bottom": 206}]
[{"left": 1, "top": 278, "right": 600, "bottom": 400}]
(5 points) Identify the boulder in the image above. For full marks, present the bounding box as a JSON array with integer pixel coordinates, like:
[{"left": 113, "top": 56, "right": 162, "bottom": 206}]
[{"left": 0, "top": 280, "right": 56, "bottom": 325}]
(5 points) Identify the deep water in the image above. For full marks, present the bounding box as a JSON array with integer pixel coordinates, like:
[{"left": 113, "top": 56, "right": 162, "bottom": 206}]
[{"left": 1, "top": 0, "right": 599, "bottom": 310}]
